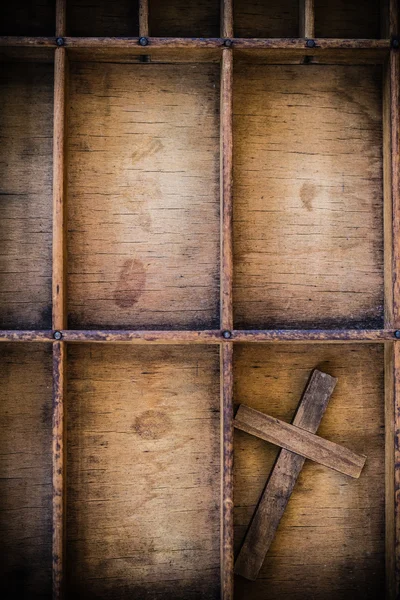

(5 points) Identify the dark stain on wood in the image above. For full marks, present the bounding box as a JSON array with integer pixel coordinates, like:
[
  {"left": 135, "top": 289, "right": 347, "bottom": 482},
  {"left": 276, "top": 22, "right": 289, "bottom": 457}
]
[
  {"left": 114, "top": 258, "right": 146, "bottom": 309},
  {"left": 132, "top": 409, "right": 172, "bottom": 440}
]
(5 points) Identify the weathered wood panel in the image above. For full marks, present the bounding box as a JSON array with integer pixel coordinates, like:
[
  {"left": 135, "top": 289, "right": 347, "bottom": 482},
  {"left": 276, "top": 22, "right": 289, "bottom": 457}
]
[
  {"left": 0, "top": 344, "right": 53, "bottom": 599},
  {"left": 234, "top": 343, "right": 385, "bottom": 599},
  {"left": 314, "top": 0, "right": 381, "bottom": 39},
  {"left": 233, "top": 0, "right": 299, "bottom": 38},
  {"left": 67, "top": 0, "right": 139, "bottom": 37},
  {"left": 67, "top": 62, "right": 220, "bottom": 330},
  {"left": 0, "top": 0, "right": 55, "bottom": 36},
  {"left": 0, "top": 62, "right": 53, "bottom": 329},
  {"left": 233, "top": 64, "right": 383, "bottom": 330},
  {"left": 67, "top": 344, "right": 221, "bottom": 598},
  {"left": 149, "top": 0, "right": 219, "bottom": 38}
]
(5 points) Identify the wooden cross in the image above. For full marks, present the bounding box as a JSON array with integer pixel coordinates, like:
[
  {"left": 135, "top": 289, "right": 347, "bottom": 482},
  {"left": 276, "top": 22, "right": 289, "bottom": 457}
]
[{"left": 234, "top": 370, "right": 366, "bottom": 581}]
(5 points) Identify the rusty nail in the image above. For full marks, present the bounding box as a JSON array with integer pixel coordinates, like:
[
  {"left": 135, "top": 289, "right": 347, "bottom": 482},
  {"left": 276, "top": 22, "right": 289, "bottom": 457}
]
[
  {"left": 54, "top": 331, "right": 62, "bottom": 340},
  {"left": 224, "top": 39, "right": 233, "bottom": 47},
  {"left": 56, "top": 37, "right": 64, "bottom": 47},
  {"left": 222, "top": 330, "right": 232, "bottom": 339},
  {"left": 139, "top": 37, "right": 149, "bottom": 47},
  {"left": 306, "top": 39, "right": 316, "bottom": 48},
  {"left": 395, "top": 331, "right": 400, "bottom": 339}
]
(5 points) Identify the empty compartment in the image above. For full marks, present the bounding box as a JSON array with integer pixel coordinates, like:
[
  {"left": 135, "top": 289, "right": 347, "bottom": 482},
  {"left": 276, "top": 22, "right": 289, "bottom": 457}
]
[
  {"left": 149, "top": 0, "right": 219, "bottom": 37},
  {"left": 234, "top": 343, "right": 385, "bottom": 599},
  {"left": 0, "top": 344, "right": 53, "bottom": 599},
  {"left": 314, "top": 0, "right": 381, "bottom": 39},
  {"left": 67, "top": 344, "right": 221, "bottom": 598},
  {"left": 234, "top": 0, "right": 299, "bottom": 38},
  {"left": 67, "top": 0, "right": 139, "bottom": 36},
  {"left": 0, "top": 0, "right": 55, "bottom": 36},
  {"left": 67, "top": 61, "right": 220, "bottom": 330},
  {"left": 0, "top": 60, "right": 53, "bottom": 329},
  {"left": 233, "top": 64, "right": 383, "bottom": 330}
]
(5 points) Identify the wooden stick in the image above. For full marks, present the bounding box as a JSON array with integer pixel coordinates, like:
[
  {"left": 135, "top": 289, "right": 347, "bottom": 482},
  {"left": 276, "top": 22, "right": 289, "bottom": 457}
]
[
  {"left": 52, "top": 342, "right": 67, "bottom": 599},
  {"left": 220, "top": 48, "right": 233, "bottom": 332},
  {"left": 299, "top": 0, "right": 314, "bottom": 38},
  {"left": 221, "top": 0, "right": 233, "bottom": 39},
  {"left": 221, "top": 343, "right": 234, "bottom": 599},
  {"left": 231, "top": 329, "right": 397, "bottom": 342},
  {"left": 56, "top": 0, "right": 67, "bottom": 37},
  {"left": 52, "top": 47, "right": 67, "bottom": 331},
  {"left": 139, "top": 0, "right": 149, "bottom": 37},
  {"left": 235, "top": 404, "right": 366, "bottom": 478},
  {"left": 235, "top": 370, "right": 337, "bottom": 581}
]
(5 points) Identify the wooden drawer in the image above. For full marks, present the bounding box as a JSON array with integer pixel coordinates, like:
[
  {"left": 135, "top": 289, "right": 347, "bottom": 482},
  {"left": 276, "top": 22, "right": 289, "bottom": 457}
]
[{"left": 0, "top": 1, "right": 399, "bottom": 599}]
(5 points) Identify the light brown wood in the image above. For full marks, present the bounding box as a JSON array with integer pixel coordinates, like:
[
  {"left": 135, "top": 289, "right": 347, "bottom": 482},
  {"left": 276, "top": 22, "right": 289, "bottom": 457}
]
[
  {"left": 66, "top": 344, "right": 221, "bottom": 598},
  {"left": 67, "top": 62, "right": 220, "bottom": 330},
  {"left": 221, "top": 0, "right": 233, "bottom": 39},
  {"left": 235, "top": 369, "right": 337, "bottom": 581},
  {"left": 221, "top": 49, "right": 233, "bottom": 331},
  {"left": 233, "top": 64, "right": 383, "bottom": 330},
  {"left": 52, "top": 48, "right": 67, "bottom": 331},
  {"left": 299, "top": 0, "right": 314, "bottom": 38},
  {"left": 0, "top": 61, "right": 53, "bottom": 329},
  {"left": 0, "top": 344, "right": 52, "bottom": 598},
  {"left": 149, "top": 0, "right": 220, "bottom": 37},
  {"left": 52, "top": 341, "right": 66, "bottom": 600},
  {"left": 234, "top": 344, "right": 385, "bottom": 598},
  {"left": 314, "top": 0, "right": 381, "bottom": 38},
  {"left": 234, "top": 0, "right": 299, "bottom": 38},
  {"left": 390, "top": 51, "right": 400, "bottom": 328},
  {"left": 221, "top": 343, "right": 234, "bottom": 599},
  {"left": 139, "top": 0, "right": 149, "bottom": 37},
  {"left": 56, "top": 0, "right": 66, "bottom": 37}
]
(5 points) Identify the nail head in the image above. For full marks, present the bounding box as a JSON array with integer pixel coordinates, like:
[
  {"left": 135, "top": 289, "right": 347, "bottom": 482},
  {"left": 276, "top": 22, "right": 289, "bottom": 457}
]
[
  {"left": 139, "top": 37, "right": 149, "bottom": 46},
  {"left": 395, "top": 331, "right": 400, "bottom": 339},
  {"left": 392, "top": 38, "right": 399, "bottom": 49},
  {"left": 222, "top": 330, "right": 232, "bottom": 339},
  {"left": 306, "top": 39, "right": 316, "bottom": 48},
  {"left": 56, "top": 37, "right": 64, "bottom": 47},
  {"left": 54, "top": 331, "right": 62, "bottom": 340},
  {"left": 224, "top": 39, "right": 233, "bottom": 47}
]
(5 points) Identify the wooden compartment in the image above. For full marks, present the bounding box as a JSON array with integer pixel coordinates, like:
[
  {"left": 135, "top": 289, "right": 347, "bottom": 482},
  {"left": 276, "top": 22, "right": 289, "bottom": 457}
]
[
  {"left": 0, "top": 59, "right": 53, "bottom": 330},
  {"left": 66, "top": 344, "right": 221, "bottom": 598},
  {"left": 67, "top": 0, "right": 139, "bottom": 37},
  {"left": 0, "top": 0, "right": 55, "bottom": 36},
  {"left": 67, "top": 60, "right": 220, "bottom": 330},
  {"left": 0, "top": 343, "right": 53, "bottom": 599},
  {"left": 233, "top": 0, "right": 299, "bottom": 38},
  {"left": 314, "top": 1, "right": 381, "bottom": 39},
  {"left": 234, "top": 343, "right": 385, "bottom": 599},
  {"left": 233, "top": 63, "right": 384, "bottom": 330},
  {"left": 149, "top": 0, "right": 220, "bottom": 37}
]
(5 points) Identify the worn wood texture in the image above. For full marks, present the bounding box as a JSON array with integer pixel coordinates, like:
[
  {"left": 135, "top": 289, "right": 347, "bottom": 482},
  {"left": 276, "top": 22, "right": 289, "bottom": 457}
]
[
  {"left": 235, "top": 369, "right": 336, "bottom": 581},
  {"left": 56, "top": 0, "right": 66, "bottom": 37},
  {"left": 221, "top": 343, "right": 234, "bottom": 599},
  {"left": 221, "top": 0, "right": 233, "bottom": 38},
  {"left": 52, "top": 342, "right": 66, "bottom": 600},
  {"left": 67, "top": 62, "right": 220, "bottom": 330},
  {"left": 67, "top": 0, "right": 139, "bottom": 36},
  {"left": 0, "top": 61, "right": 53, "bottom": 329},
  {"left": 233, "top": 0, "right": 299, "bottom": 38},
  {"left": 235, "top": 404, "right": 366, "bottom": 478},
  {"left": 234, "top": 344, "right": 385, "bottom": 599},
  {"left": 390, "top": 51, "right": 400, "bottom": 328},
  {"left": 299, "top": 0, "right": 314, "bottom": 38},
  {"left": 0, "top": 0, "right": 55, "bottom": 36},
  {"left": 139, "top": 0, "right": 149, "bottom": 37},
  {"left": 314, "top": 0, "right": 381, "bottom": 38},
  {"left": 149, "top": 0, "right": 220, "bottom": 37},
  {"left": 233, "top": 64, "right": 383, "bottom": 330},
  {"left": 0, "top": 344, "right": 52, "bottom": 599},
  {"left": 66, "top": 344, "right": 221, "bottom": 598}
]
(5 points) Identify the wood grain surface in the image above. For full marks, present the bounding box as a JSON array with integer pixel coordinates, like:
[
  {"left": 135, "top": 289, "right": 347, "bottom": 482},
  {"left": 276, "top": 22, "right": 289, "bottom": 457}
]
[
  {"left": 314, "top": 0, "right": 381, "bottom": 39},
  {"left": 0, "top": 62, "right": 53, "bottom": 329},
  {"left": 0, "top": 343, "right": 53, "bottom": 599},
  {"left": 66, "top": 344, "right": 221, "bottom": 599},
  {"left": 233, "top": 64, "right": 384, "bottom": 330},
  {"left": 67, "top": 62, "right": 220, "bottom": 330},
  {"left": 233, "top": 0, "right": 299, "bottom": 38},
  {"left": 149, "top": 0, "right": 220, "bottom": 38},
  {"left": 234, "top": 343, "right": 385, "bottom": 599},
  {"left": 67, "top": 0, "right": 139, "bottom": 37}
]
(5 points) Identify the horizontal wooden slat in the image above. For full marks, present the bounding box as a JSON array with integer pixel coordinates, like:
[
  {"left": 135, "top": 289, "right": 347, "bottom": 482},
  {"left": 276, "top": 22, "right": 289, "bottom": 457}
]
[{"left": 234, "top": 404, "right": 366, "bottom": 478}]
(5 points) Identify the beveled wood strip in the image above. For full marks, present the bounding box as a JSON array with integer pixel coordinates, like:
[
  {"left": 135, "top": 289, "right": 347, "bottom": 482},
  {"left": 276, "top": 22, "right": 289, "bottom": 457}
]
[
  {"left": 56, "top": 0, "right": 67, "bottom": 37},
  {"left": 52, "top": 48, "right": 68, "bottom": 331},
  {"left": 139, "top": 0, "right": 149, "bottom": 37},
  {"left": 52, "top": 341, "right": 66, "bottom": 600},
  {"left": 391, "top": 49, "right": 400, "bottom": 327},
  {"left": 385, "top": 343, "right": 396, "bottom": 599},
  {"left": 299, "top": 0, "right": 314, "bottom": 38},
  {"left": 61, "top": 330, "right": 223, "bottom": 343},
  {"left": 221, "top": 48, "right": 233, "bottom": 331},
  {"left": 221, "top": 0, "right": 233, "bottom": 38},
  {"left": 235, "top": 370, "right": 337, "bottom": 581},
  {"left": 231, "top": 329, "right": 397, "bottom": 342},
  {"left": 234, "top": 404, "right": 366, "bottom": 478},
  {"left": 221, "top": 343, "right": 234, "bottom": 599}
]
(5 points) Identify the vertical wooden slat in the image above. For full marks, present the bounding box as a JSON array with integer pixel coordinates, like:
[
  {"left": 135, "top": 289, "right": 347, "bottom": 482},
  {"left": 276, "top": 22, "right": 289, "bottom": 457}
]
[
  {"left": 221, "top": 0, "right": 233, "bottom": 39},
  {"left": 56, "top": 0, "right": 67, "bottom": 37},
  {"left": 52, "top": 341, "right": 67, "bottom": 599},
  {"left": 221, "top": 342, "right": 234, "bottom": 599},
  {"left": 220, "top": 48, "right": 233, "bottom": 332},
  {"left": 299, "top": 0, "right": 315, "bottom": 38},
  {"left": 139, "top": 0, "right": 149, "bottom": 37}
]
